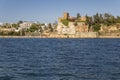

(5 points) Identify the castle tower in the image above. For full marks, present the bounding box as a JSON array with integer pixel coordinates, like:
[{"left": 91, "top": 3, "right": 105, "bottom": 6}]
[{"left": 63, "top": 12, "right": 69, "bottom": 20}]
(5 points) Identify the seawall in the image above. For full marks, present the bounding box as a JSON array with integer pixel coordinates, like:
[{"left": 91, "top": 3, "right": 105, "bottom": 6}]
[
  {"left": 0, "top": 32, "right": 98, "bottom": 38},
  {"left": 0, "top": 32, "right": 120, "bottom": 38}
]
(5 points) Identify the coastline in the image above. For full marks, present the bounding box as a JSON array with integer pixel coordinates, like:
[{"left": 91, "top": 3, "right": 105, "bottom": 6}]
[{"left": 0, "top": 36, "right": 120, "bottom": 38}]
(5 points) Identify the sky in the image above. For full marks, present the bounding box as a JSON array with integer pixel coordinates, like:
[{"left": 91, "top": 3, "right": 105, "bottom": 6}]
[{"left": 0, "top": 0, "right": 120, "bottom": 23}]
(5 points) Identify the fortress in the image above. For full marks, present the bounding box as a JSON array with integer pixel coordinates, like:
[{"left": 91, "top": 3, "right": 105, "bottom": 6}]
[
  {"left": 57, "top": 12, "right": 89, "bottom": 34},
  {"left": 56, "top": 12, "right": 98, "bottom": 38},
  {"left": 58, "top": 12, "right": 86, "bottom": 22}
]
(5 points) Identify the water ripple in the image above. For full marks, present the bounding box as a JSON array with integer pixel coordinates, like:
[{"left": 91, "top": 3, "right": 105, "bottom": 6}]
[{"left": 0, "top": 38, "right": 120, "bottom": 80}]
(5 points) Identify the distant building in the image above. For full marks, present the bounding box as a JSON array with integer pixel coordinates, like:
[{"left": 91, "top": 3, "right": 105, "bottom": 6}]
[
  {"left": 58, "top": 12, "right": 86, "bottom": 22},
  {"left": 63, "top": 12, "right": 69, "bottom": 20},
  {"left": 58, "top": 12, "right": 70, "bottom": 22},
  {"left": 19, "top": 21, "right": 33, "bottom": 30},
  {"left": 75, "top": 16, "right": 87, "bottom": 22},
  {"left": 0, "top": 23, "right": 3, "bottom": 26}
]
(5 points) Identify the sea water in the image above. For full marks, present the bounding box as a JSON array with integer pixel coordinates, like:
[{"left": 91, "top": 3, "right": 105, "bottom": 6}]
[{"left": 0, "top": 38, "right": 120, "bottom": 80}]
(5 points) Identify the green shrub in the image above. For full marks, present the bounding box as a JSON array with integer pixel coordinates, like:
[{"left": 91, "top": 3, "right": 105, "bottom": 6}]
[
  {"left": 92, "top": 23, "right": 101, "bottom": 32},
  {"left": 61, "top": 19, "right": 69, "bottom": 26}
]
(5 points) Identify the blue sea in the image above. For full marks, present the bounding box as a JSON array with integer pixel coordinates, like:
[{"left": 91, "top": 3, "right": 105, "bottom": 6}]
[{"left": 0, "top": 38, "right": 120, "bottom": 80}]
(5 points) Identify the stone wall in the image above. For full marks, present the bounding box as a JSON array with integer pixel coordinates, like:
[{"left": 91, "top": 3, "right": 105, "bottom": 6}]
[
  {"left": 57, "top": 22, "right": 76, "bottom": 35},
  {"left": 49, "top": 32, "right": 98, "bottom": 38},
  {"left": 76, "top": 32, "right": 98, "bottom": 38},
  {"left": 76, "top": 22, "right": 89, "bottom": 32},
  {"left": 57, "top": 22, "right": 89, "bottom": 35}
]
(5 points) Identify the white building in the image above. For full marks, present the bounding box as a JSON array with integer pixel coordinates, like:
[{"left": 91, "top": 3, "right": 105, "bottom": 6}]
[
  {"left": 19, "top": 21, "right": 33, "bottom": 30},
  {"left": 0, "top": 23, "right": 3, "bottom": 26}
]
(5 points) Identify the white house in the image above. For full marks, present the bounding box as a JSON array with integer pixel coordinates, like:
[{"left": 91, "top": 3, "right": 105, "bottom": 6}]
[
  {"left": 19, "top": 21, "right": 33, "bottom": 30},
  {"left": 0, "top": 23, "right": 3, "bottom": 26}
]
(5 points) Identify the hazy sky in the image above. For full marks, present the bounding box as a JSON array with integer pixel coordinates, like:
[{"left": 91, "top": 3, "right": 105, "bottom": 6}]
[{"left": 0, "top": 0, "right": 120, "bottom": 23}]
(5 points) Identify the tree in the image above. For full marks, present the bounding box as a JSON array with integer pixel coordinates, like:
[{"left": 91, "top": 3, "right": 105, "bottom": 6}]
[
  {"left": 17, "top": 21, "right": 23, "bottom": 27},
  {"left": 85, "top": 15, "right": 90, "bottom": 25},
  {"left": 99, "top": 14, "right": 104, "bottom": 23},
  {"left": 102, "top": 13, "right": 116, "bottom": 26},
  {"left": 92, "top": 23, "right": 101, "bottom": 32},
  {"left": 39, "top": 26, "right": 43, "bottom": 33},
  {"left": 93, "top": 13, "right": 100, "bottom": 23},
  {"left": 116, "top": 16, "right": 120, "bottom": 23},
  {"left": 12, "top": 23, "right": 19, "bottom": 29},
  {"left": 47, "top": 23, "right": 53, "bottom": 32},
  {"left": 20, "top": 29, "right": 26, "bottom": 36},
  {"left": 85, "top": 15, "right": 93, "bottom": 26},
  {"left": 77, "top": 13, "right": 81, "bottom": 19},
  {"left": 104, "top": 13, "right": 112, "bottom": 19},
  {"left": 18, "top": 21, "right": 23, "bottom": 24},
  {"left": 28, "top": 23, "right": 40, "bottom": 32}
]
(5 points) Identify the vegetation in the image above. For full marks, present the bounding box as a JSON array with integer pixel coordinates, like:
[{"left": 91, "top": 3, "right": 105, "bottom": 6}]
[
  {"left": 47, "top": 23, "right": 53, "bottom": 32},
  {"left": 12, "top": 23, "right": 19, "bottom": 29},
  {"left": 61, "top": 19, "right": 69, "bottom": 26},
  {"left": 27, "top": 23, "right": 40, "bottom": 32},
  {"left": 77, "top": 13, "right": 81, "bottom": 19},
  {"left": 18, "top": 21, "right": 23, "bottom": 24},
  {"left": 92, "top": 23, "right": 101, "bottom": 32},
  {"left": 85, "top": 13, "right": 120, "bottom": 32}
]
